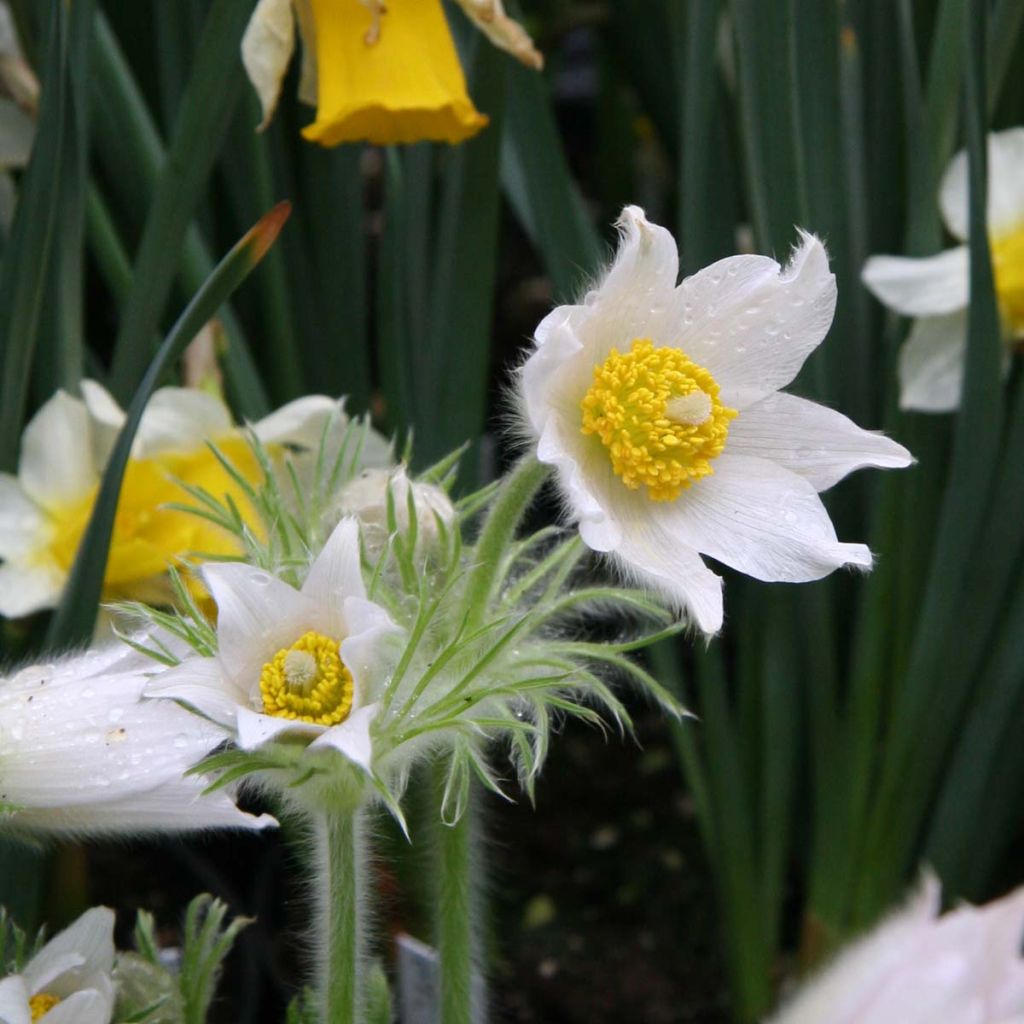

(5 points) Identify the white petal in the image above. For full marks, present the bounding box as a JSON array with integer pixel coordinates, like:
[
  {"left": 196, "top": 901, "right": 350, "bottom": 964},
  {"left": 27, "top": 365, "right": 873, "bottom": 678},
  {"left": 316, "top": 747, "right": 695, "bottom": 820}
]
[
  {"left": 612, "top": 528, "right": 724, "bottom": 635},
  {"left": 0, "top": 976, "right": 31, "bottom": 1024},
  {"left": 308, "top": 703, "right": 378, "bottom": 771},
  {"left": 663, "top": 454, "right": 872, "bottom": 582},
  {"left": 675, "top": 232, "right": 837, "bottom": 407},
  {"left": 236, "top": 706, "right": 323, "bottom": 750},
  {"left": 144, "top": 657, "right": 245, "bottom": 729},
  {"left": 0, "top": 473, "right": 46, "bottom": 557},
  {"left": 302, "top": 517, "right": 366, "bottom": 612},
  {"left": 339, "top": 596, "right": 402, "bottom": 705},
  {"left": 940, "top": 127, "right": 1024, "bottom": 241},
  {"left": 452, "top": 0, "right": 543, "bottom": 69},
  {"left": 79, "top": 379, "right": 125, "bottom": 467},
  {"left": 35, "top": 990, "right": 111, "bottom": 1024},
  {"left": 24, "top": 907, "right": 114, "bottom": 993},
  {"left": 241, "top": 0, "right": 296, "bottom": 131},
  {"left": 19, "top": 391, "right": 97, "bottom": 508},
  {"left": 134, "top": 388, "right": 232, "bottom": 457},
  {"left": 861, "top": 248, "right": 969, "bottom": 317},
  {"left": 251, "top": 395, "right": 342, "bottom": 448},
  {"left": 898, "top": 311, "right": 969, "bottom": 413},
  {"left": 202, "top": 562, "right": 314, "bottom": 687},
  {"left": 0, "top": 560, "right": 63, "bottom": 618},
  {"left": 728, "top": 392, "right": 914, "bottom": 491}
]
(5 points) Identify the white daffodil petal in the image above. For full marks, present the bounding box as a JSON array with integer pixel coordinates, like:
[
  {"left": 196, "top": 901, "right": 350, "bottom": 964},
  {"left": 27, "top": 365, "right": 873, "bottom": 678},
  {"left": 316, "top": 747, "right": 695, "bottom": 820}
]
[
  {"left": 19, "top": 391, "right": 97, "bottom": 508},
  {"left": 236, "top": 706, "right": 322, "bottom": 750},
  {"left": 144, "top": 658, "right": 244, "bottom": 729},
  {"left": 241, "top": 0, "right": 296, "bottom": 130},
  {"left": 302, "top": 518, "right": 367, "bottom": 614},
  {"left": 940, "top": 127, "right": 1024, "bottom": 241},
  {"left": 134, "top": 388, "right": 233, "bottom": 458},
  {"left": 308, "top": 703, "right": 378, "bottom": 771},
  {"left": 0, "top": 976, "right": 31, "bottom": 1024},
  {"left": 861, "top": 247, "right": 970, "bottom": 317},
  {"left": 202, "top": 562, "right": 315, "bottom": 685},
  {"left": 23, "top": 908, "right": 114, "bottom": 994},
  {"left": 612, "top": 528, "right": 725, "bottom": 635},
  {"left": 452, "top": 0, "right": 543, "bottom": 69},
  {"left": 0, "top": 561, "right": 64, "bottom": 619},
  {"left": 251, "top": 394, "right": 342, "bottom": 448},
  {"left": 665, "top": 454, "right": 872, "bottom": 582},
  {"left": 0, "top": 473, "right": 45, "bottom": 557},
  {"left": 34, "top": 990, "right": 111, "bottom": 1024},
  {"left": 675, "top": 232, "right": 837, "bottom": 407},
  {"left": 79, "top": 379, "right": 126, "bottom": 466},
  {"left": 898, "top": 311, "right": 969, "bottom": 413},
  {"left": 729, "top": 393, "right": 914, "bottom": 492}
]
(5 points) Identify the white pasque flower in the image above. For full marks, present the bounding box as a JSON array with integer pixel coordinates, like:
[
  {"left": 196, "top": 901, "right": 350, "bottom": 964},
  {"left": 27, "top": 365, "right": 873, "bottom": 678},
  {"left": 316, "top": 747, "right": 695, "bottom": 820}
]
[
  {"left": 333, "top": 466, "right": 456, "bottom": 555},
  {"left": 768, "top": 875, "right": 1024, "bottom": 1024},
  {"left": 0, "top": 907, "right": 115, "bottom": 1024},
  {"left": 518, "top": 206, "right": 912, "bottom": 634},
  {"left": 146, "top": 517, "right": 402, "bottom": 772},
  {"left": 0, "top": 381, "right": 344, "bottom": 618},
  {"left": 0, "top": 642, "right": 275, "bottom": 836},
  {"left": 862, "top": 127, "right": 1024, "bottom": 412}
]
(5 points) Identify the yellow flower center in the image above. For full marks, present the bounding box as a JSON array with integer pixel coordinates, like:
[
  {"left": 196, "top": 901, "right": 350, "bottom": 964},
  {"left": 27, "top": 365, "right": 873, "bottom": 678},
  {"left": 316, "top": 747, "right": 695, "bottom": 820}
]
[
  {"left": 43, "top": 437, "right": 264, "bottom": 602},
  {"left": 994, "top": 223, "right": 1024, "bottom": 339},
  {"left": 259, "top": 631, "right": 354, "bottom": 726},
  {"left": 580, "top": 339, "right": 736, "bottom": 502},
  {"left": 29, "top": 994, "right": 60, "bottom": 1020}
]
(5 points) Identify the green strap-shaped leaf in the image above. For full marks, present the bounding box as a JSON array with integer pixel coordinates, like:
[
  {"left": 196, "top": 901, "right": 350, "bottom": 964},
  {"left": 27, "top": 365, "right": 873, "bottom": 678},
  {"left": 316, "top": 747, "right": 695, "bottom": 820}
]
[{"left": 46, "top": 204, "right": 291, "bottom": 650}]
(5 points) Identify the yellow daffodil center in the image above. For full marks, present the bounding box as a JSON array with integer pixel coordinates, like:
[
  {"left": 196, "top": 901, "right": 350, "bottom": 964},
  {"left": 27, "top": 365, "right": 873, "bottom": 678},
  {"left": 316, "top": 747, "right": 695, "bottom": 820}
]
[
  {"left": 302, "top": 0, "right": 488, "bottom": 147},
  {"left": 580, "top": 339, "right": 736, "bottom": 501},
  {"left": 994, "top": 223, "right": 1024, "bottom": 338},
  {"left": 43, "top": 437, "right": 263, "bottom": 603},
  {"left": 29, "top": 994, "right": 60, "bottom": 1020},
  {"left": 259, "top": 631, "right": 354, "bottom": 726}
]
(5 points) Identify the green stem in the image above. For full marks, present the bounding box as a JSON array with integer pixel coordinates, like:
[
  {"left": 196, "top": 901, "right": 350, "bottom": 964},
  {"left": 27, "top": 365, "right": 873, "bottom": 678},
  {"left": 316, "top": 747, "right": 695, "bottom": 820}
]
[
  {"left": 435, "top": 764, "right": 482, "bottom": 1024},
  {"left": 462, "top": 456, "right": 549, "bottom": 629},
  {"left": 316, "top": 810, "right": 366, "bottom": 1024}
]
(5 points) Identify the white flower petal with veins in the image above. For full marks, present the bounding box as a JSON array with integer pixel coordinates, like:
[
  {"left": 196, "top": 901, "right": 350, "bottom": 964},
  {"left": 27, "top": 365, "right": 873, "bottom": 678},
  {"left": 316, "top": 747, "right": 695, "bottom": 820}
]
[{"left": 519, "top": 205, "right": 911, "bottom": 632}]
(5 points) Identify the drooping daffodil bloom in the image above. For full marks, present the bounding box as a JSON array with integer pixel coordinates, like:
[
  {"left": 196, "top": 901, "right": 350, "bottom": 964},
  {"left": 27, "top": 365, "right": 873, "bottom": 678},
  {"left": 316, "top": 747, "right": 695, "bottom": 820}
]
[
  {"left": 146, "top": 518, "right": 403, "bottom": 782},
  {"left": 0, "top": 907, "right": 115, "bottom": 1024},
  {"left": 862, "top": 127, "right": 1024, "bottom": 412},
  {"left": 518, "top": 206, "right": 913, "bottom": 635},
  {"left": 0, "top": 642, "right": 275, "bottom": 836},
  {"left": 241, "top": 0, "right": 541, "bottom": 146},
  {"left": 0, "top": 382, "right": 343, "bottom": 618},
  {"left": 768, "top": 875, "right": 1024, "bottom": 1024}
]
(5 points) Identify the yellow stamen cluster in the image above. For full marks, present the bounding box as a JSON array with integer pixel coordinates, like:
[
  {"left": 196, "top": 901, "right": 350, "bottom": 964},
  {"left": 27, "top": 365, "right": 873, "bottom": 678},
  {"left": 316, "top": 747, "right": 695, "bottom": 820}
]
[
  {"left": 259, "top": 631, "right": 354, "bottom": 727},
  {"left": 29, "top": 994, "right": 60, "bottom": 1020},
  {"left": 994, "top": 223, "right": 1024, "bottom": 339},
  {"left": 580, "top": 339, "right": 736, "bottom": 501}
]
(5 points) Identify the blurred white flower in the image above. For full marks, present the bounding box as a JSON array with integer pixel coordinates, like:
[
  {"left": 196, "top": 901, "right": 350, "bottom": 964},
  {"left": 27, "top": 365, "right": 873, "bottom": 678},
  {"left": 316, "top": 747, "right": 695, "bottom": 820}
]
[
  {"left": 768, "top": 875, "right": 1024, "bottom": 1024},
  {"left": 0, "top": 382, "right": 343, "bottom": 618},
  {"left": 518, "top": 205, "right": 912, "bottom": 634},
  {"left": 334, "top": 466, "right": 456, "bottom": 555},
  {"left": 0, "top": 907, "right": 115, "bottom": 1024},
  {"left": 0, "top": 642, "right": 275, "bottom": 836},
  {"left": 147, "top": 517, "right": 403, "bottom": 772},
  {"left": 862, "top": 126, "right": 1024, "bottom": 412}
]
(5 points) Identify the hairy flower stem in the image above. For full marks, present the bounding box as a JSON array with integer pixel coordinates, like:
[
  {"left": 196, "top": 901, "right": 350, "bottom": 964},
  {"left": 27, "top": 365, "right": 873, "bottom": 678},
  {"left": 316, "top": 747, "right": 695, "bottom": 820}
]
[
  {"left": 463, "top": 456, "right": 549, "bottom": 629},
  {"left": 316, "top": 809, "right": 366, "bottom": 1024},
  {"left": 435, "top": 763, "right": 483, "bottom": 1024}
]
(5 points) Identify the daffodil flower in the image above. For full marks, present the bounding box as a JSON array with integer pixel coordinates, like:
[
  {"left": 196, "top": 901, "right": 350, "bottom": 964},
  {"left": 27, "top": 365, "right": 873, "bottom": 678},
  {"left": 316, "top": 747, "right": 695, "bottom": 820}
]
[
  {"left": 0, "top": 907, "right": 115, "bottom": 1024},
  {"left": 862, "top": 127, "right": 1024, "bottom": 412},
  {"left": 0, "top": 382, "right": 342, "bottom": 618},
  {"left": 241, "top": 0, "right": 541, "bottom": 146},
  {"left": 146, "top": 517, "right": 402, "bottom": 775},
  {"left": 768, "top": 875, "right": 1024, "bottom": 1023},
  {"left": 0, "top": 642, "right": 275, "bottom": 836},
  {"left": 518, "top": 206, "right": 913, "bottom": 634}
]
